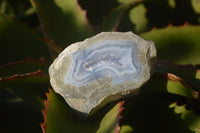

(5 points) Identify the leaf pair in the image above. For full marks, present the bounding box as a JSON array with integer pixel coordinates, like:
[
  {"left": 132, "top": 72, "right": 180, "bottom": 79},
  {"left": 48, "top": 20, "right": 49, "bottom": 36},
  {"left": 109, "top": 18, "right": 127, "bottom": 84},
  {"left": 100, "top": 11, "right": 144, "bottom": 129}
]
[{"left": 41, "top": 89, "right": 125, "bottom": 133}]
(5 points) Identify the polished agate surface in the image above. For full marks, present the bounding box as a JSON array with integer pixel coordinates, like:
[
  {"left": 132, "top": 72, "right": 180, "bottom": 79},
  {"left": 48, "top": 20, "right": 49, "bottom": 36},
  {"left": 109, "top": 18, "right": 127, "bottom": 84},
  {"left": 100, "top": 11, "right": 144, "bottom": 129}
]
[
  {"left": 65, "top": 40, "right": 140, "bottom": 87},
  {"left": 49, "top": 32, "right": 156, "bottom": 115}
]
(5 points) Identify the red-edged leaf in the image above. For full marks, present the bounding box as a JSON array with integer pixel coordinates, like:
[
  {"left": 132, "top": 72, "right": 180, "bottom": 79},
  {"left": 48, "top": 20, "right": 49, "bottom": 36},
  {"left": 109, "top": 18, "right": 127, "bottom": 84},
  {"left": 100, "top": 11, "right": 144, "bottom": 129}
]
[
  {"left": 38, "top": 38, "right": 63, "bottom": 60},
  {"left": 155, "top": 60, "right": 200, "bottom": 92},
  {"left": 30, "top": 0, "right": 91, "bottom": 47},
  {"left": 0, "top": 70, "right": 49, "bottom": 89},
  {"left": 41, "top": 89, "right": 103, "bottom": 133},
  {"left": 41, "top": 89, "right": 126, "bottom": 133},
  {"left": 0, "top": 70, "right": 49, "bottom": 113},
  {"left": 0, "top": 13, "right": 51, "bottom": 65},
  {"left": 0, "top": 57, "right": 50, "bottom": 78},
  {"left": 150, "top": 72, "right": 198, "bottom": 99},
  {"left": 119, "top": 71, "right": 200, "bottom": 133},
  {"left": 38, "top": 38, "right": 63, "bottom": 54},
  {"left": 40, "top": 90, "right": 49, "bottom": 133},
  {"left": 96, "top": 101, "right": 125, "bottom": 133}
]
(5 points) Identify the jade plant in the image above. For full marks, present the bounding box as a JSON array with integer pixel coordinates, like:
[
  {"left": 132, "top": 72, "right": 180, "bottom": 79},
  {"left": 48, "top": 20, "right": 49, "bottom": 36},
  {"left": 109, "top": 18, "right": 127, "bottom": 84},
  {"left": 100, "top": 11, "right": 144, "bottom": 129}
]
[{"left": 0, "top": 0, "right": 200, "bottom": 133}]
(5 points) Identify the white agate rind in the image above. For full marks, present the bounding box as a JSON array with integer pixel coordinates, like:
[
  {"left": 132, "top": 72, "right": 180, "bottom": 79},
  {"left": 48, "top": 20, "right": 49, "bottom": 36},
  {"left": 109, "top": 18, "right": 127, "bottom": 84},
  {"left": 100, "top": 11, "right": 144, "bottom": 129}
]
[{"left": 49, "top": 32, "right": 156, "bottom": 115}]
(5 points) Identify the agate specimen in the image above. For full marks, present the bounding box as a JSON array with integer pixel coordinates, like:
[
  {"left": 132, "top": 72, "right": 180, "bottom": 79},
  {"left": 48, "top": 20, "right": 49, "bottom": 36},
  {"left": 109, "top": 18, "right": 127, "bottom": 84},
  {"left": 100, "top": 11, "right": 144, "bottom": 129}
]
[{"left": 49, "top": 32, "right": 156, "bottom": 115}]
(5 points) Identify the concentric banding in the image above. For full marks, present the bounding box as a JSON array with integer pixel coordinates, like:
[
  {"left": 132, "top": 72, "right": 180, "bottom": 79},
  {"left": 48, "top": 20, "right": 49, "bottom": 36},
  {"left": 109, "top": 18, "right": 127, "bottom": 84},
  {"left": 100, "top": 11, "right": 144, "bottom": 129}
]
[
  {"left": 49, "top": 32, "right": 157, "bottom": 115},
  {"left": 64, "top": 40, "right": 141, "bottom": 87}
]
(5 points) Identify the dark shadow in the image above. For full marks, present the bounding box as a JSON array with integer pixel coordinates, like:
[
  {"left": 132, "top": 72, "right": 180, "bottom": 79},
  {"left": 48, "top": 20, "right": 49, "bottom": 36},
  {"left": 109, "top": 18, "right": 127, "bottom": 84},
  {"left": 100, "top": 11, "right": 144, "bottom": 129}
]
[
  {"left": 0, "top": 89, "right": 43, "bottom": 133},
  {"left": 157, "top": 38, "right": 193, "bottom": 62},
  {"left": 0, "top": 16, "right": 51, "bottom": 65},
  {"left": 144, "top": 0, "right": 199, "bottom": 29},
  {"left": 120, "top": 70, "right": 200, "bottom": 133},
  {"left": 78, "top": 0, "right": 119, "bottom": 26},
  {"left": 171, "top": 0, "right": 199, "bottom": 25},
  {"left": 144, "top": 0, "right": 171, "bottom": 28},
  {"left": 116, "top": 11, "right": 136, "bottom": 32}
]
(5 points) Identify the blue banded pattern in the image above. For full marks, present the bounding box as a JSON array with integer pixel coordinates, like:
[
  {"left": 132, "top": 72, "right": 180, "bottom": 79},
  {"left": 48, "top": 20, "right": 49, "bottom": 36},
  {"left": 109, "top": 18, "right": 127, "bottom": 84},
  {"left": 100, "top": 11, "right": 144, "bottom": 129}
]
[{"left": 64, "top": 40, "right": 141, "bottom": 87}]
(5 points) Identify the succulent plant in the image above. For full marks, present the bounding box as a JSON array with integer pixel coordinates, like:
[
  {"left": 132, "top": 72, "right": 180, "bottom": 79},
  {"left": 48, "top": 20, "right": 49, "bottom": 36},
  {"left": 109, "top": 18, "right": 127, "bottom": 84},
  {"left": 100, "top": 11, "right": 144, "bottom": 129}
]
[{"left": 0, "top": 0, "right": 200, "bottom": 133}]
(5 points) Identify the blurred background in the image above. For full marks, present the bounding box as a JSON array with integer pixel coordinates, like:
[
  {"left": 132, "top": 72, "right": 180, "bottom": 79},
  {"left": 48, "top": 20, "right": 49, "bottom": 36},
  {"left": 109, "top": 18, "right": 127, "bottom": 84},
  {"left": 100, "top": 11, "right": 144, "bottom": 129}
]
[
  {"left": 0, "top": 0, "right": 200, "bottom": 132},
  {"left": 0, "top": 0, "right": 200, "bottom": 66}
]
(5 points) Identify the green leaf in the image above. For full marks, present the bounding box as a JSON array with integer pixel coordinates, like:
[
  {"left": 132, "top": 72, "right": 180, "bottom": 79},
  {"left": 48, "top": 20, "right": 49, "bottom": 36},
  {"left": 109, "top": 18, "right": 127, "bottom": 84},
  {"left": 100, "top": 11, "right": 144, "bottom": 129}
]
[
  {"left": 99, "top": 1, "right": 142, "bottom": 32},
  {"left": 0, "top": 70, "right": 49, "bottom": 90},
  {"left": 146, "top": 72, "right": 198, "bottom": 99},
  {"left": 196, "top": 70, "right": 200, "bottom": 80},
  {"left": 120, "top": 91, "right": 193, "bottom": 133},
  {"left": 118, "top": 0, "right": 138, "bottom": 4},
  {"left": 31, "top": 0, "right": 92, "bottom": 47},
  {"left": 129, "top": 3, "right": 148, "bottom": 33},
  {"left": 0, "top": 14, "right": 51, "bottom": 65},
  {"left": 99, "top": 4, "right": 129, "bottom": 32},
  {"left": 120, "top": 125, "right": 134, "bottom": 133},
  {"left": 39, "top": 38, "right": 63, "bottom": 54},
  {"left": 97, "top": 101, "right": 124, "bottom": 133},
  {"left": 100, "top": 3, "right": 132, "bottom": 32},
  {"left": 191, "top": 0, "right": 200, "bottom": 16},
  {"left": 42, "top": 89, "right": 125, "bottom": 133},
  {"left": 170, "top": 103, "right": 200, "bottom": 133},
  {"left": 43, "top": 89, "right": 101, "bottom": 133},
  {"left": 0, "top": 0, "right": 32, "bottom": 17},
  {"left": 0, "top": 70, "right": 49, "bottom": 112},
  {"left": 166, "top": 74, "right": 197, "bottom": 98},
  {"left": 0, "top": 66, "right": 49, "bottom": 132},
  {"left": 155, "top": 60, "right": 200, "bottom": 92},
  {"left": 0, "top": 57, "right": 50, "bottom": 78},
  {"left": 141, "top": 25, "right": 200, "bottom": 64}
]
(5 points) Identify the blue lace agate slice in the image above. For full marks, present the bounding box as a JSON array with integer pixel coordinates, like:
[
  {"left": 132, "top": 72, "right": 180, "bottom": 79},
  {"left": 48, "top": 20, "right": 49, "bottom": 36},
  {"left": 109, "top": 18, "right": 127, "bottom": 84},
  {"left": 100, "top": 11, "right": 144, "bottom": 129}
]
[{"left": 64, "top": 40, "right": 141, "bottom": 87}]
